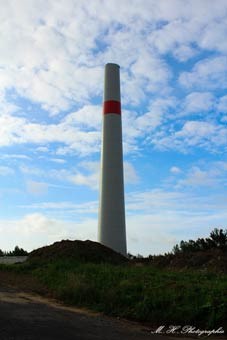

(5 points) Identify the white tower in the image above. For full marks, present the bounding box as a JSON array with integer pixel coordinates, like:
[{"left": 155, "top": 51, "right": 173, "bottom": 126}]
[{"left": 98, "top": 63, "right": 127, "bottom": 256}]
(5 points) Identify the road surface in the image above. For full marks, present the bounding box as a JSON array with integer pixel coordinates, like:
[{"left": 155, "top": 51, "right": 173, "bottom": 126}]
[
  {"left": 0, "top": 285, "right": 191, "bottom": 340},
  {"left": 0, "top": 271, "right": 224, "bottom": 340}
]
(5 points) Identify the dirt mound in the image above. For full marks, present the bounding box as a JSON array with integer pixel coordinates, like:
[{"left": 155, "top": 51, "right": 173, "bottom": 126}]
[
  {"left": 168, "top": 249, "right": 227, "bottom": 273},
  {"left": 29, "top": 240, "right": 128, "bottom": 265},
  {"left": 134, "top": 249, "right": 227, "bottom": 273}
]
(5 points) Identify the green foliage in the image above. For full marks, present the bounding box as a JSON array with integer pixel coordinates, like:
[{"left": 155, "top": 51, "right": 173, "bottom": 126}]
[
  {"left": 0, "top": 231, "right": 226, "bottom": 328},
  {"left": 210, "top": 228, "right": 227, "bottom": 249},
  {"left": 2, "top": 246, "right": 28, "bottom": 256},
  {"left": 172, "top": 244, "right": 180, "bottom": 254},
  {"left": 172, "top": 228, "right": 227, "bottom": 254},
  {"left": 15, "top": 259, "right": 226, "bottom": 328}
]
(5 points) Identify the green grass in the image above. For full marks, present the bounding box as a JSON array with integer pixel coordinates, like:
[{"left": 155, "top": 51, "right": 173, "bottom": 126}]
[{"left": 1, "top": 260, "right": 226, "bottom": 328}]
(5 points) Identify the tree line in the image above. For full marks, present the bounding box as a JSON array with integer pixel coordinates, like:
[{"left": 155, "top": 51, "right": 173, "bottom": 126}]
[
  {"left": 1, "top": 228, "right": 226, "bottom": 258},
  {"left": 172, "top": 228, "right": 227, "bottom": 254},
  {"left": 128, "top": 228, "right": 227, "bottom": 260},
  {"left": 0, "top": 245, "right": 28, "bottom": 257}
]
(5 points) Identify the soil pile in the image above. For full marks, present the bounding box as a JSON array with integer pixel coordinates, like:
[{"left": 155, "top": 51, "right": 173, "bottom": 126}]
[
  {"left": 133, "top": 248, "right": 227, "bottom": 273},
  {"left": 29, "top": 240, "right": 128, "bottom": 265},
  {"left": 168, "top": 248, "right": 227, "bottom": 273}
]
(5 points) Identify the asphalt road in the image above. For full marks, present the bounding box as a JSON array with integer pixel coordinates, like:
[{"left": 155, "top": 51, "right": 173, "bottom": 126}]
[
  {"left": 0, "top": 286, "right": 181, "bottom": 340},
  {"left": 0, "top": 284, "right": 224, "bottom": 340}
]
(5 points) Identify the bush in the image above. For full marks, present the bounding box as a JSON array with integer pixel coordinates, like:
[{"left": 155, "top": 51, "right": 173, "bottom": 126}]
[
  {"left": 172, "top": 228, "right": 227, "bottom": 254},
  {"left": 3, "top": 246, "right": 28, "bottom": 256},
  {"left": 30, "top": 260, "right": 227, "bottom": 328}
]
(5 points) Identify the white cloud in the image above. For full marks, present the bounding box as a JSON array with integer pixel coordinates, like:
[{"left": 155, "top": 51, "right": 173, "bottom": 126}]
[
  {"left": 0, "top": 166, "right": 14, "bottom": 176},
  {"left": 50, "top": 158, "right": 66, "bottom": 164},
  {"left": 176, "top": 161, "right": 227, "bottom": 188},
  {"left": 148, "top": 1, "right": 227, "bottom": 60},
  {"left": 122, "top": 110, "right": 142, "bottom": 154},
  {"left": 0, "top": 213, "right": 95, "bottom": 252},
  {"left": 55, "top": 131, "right": 101, "bottom": 156},
  {"left": 130, "top": 51, "right": 171, "bottom": 94},
  {"left": 136, "top": 97, "right": 176, "bottom": 131},
  {"left": 121, "top": 97, "right": 177, "bottom": 154},
  {"left": 0, "top": 107, "right": 101, "bottom": 155},
  {"left": 36, "top": 146, "right": 49, "bottom": 153},
  {"left": 150, "top": 19, "right": 201, "bottom": 58},
  {"left": 126, "top": 183, "right": 227, "bottom": 255},
  {"left": 0, "top": 97, "right": 19, "bottom": 116},
  {"left": 0, "top": 1, "right": 105, "bottom": 113},
  {"left": 20, "top": 165, "right": 44, "bottom": 176},
  {"left": 126, "top": 187, "right": 227, "bottom": 254},
  {"left": 53, "top": 161, "right": 139, "bottom": 190},
  {"left": 69, "top": 162, "right": 100, "bottom": 190},
  {"left": 217, "top": 161, "right": 227, "bottom": 171},
  {"left": 62, "top": 105, "right": 101, "bottom": 130},
  {"left": 127, "top": 214, "right": 179, "bottom": 255},
  {"left": 170, "top": 166, "right": 182, "bottom": 174},
  {"left": 20, "top": 200, "right": 98, "bottom": 215},
  {"left": 127, "top": 209, "right": 227, "bottom": 255},
  {"left": 124, "top": 162, "right": 140, "bottom": 184},
  {"left": 0, "top": 0, "right": 226, "bottom": 118},
  {"left": 183, "top": 92, "right": 215, "bottom": 114},
  {"left": 179, "top": 56, "right": 227, "bottom": 90},
  {"left": 0, "top": 154, "right": 31, "bottom": 161},
  {"left": 126, "top": 189, "right": 184, "bottom": 212},
  {"left": 26, "top": 180, "right": 49, "bottom": 195},
  {"left": 177, "top": 167, "right": 218, "bottom": 187},
  {"left": 17, "top": 158, "right": 139, "bottom": 192},
  {"left": 153, "top": 120, "right": 227, "bottom": 153},
  {"left": 1, "top": 208, "right": 226, "bottom": 255},
  {"left": 175, "top": 121, "right": 226, "bottom": 145},
  {"left": 0, "top": 114, "right": 26, "bottom": 146},
  {"left": 218, "top": 95, "right": 227, "bottom": 113},
  {"left": 173, "top": 44, "right": 197, "bottom": 62},
  {"left": 0, "top": 4, "right": 193, "bottom": 112},
  {"left": 0, "top": 0, "right": 227, "bottom": 256},
  {"left": 1, "top": 182, "right": 227, "bottom": 255},
  {"left": 0, "top": 1, "right": 226, "bottom": 158},
  {"left": 0, "top": 1, "right": 155, "bottom": 114},
  {"left": 199, "top": 20, "right": 227, "bottom": 53}
]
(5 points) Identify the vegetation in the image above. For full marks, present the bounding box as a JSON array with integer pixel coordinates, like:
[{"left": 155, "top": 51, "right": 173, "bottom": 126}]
[
  {"left": 172, "top": 228, "right": 227, "bottom": 254},
  {"left": 1, "top": 259, "right": 226, "bottom": 329},
  {"left": 0, "top": 228, "right": 226, "bottom": 329},
  {"left": 0, "top": 246, "right": 28, "bottom": 256}
]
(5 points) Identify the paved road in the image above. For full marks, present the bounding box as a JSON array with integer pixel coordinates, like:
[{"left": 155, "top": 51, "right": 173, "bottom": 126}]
[
  {"left": 0, "top": 286, "right": 179, "bottom": 340},
  {"left": 0, "top": 286, "right": 224, "bottom": 340}
]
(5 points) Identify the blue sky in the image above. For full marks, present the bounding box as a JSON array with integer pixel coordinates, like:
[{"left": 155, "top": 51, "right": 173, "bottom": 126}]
[{"left": 0, "top": 0, "right": 226, "bottom": 255}]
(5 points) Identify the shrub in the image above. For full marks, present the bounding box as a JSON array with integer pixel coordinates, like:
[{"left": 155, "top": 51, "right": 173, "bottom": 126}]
[{"left": 172, "top": 228, "right": 227, "bottom": 254}]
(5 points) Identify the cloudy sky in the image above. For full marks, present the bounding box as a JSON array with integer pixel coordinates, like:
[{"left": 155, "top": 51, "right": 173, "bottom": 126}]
[{"left": 0, "top": 0, "right": 226, "bottom": 255}]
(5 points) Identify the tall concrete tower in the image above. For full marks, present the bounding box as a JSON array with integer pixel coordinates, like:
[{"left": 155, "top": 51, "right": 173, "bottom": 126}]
[{"left": 98, "top": 63, "right": 127, "bottom": 256}]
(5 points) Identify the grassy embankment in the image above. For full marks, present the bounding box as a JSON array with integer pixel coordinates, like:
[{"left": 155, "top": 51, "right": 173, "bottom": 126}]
[{"left": 1, "top": 259, "right": 226, "bottom": 329}]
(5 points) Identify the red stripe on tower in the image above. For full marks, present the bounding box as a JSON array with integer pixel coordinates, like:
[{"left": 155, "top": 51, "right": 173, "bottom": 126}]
[{"left": 103, "top": 100, "right": 121, "bottom": 115}]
